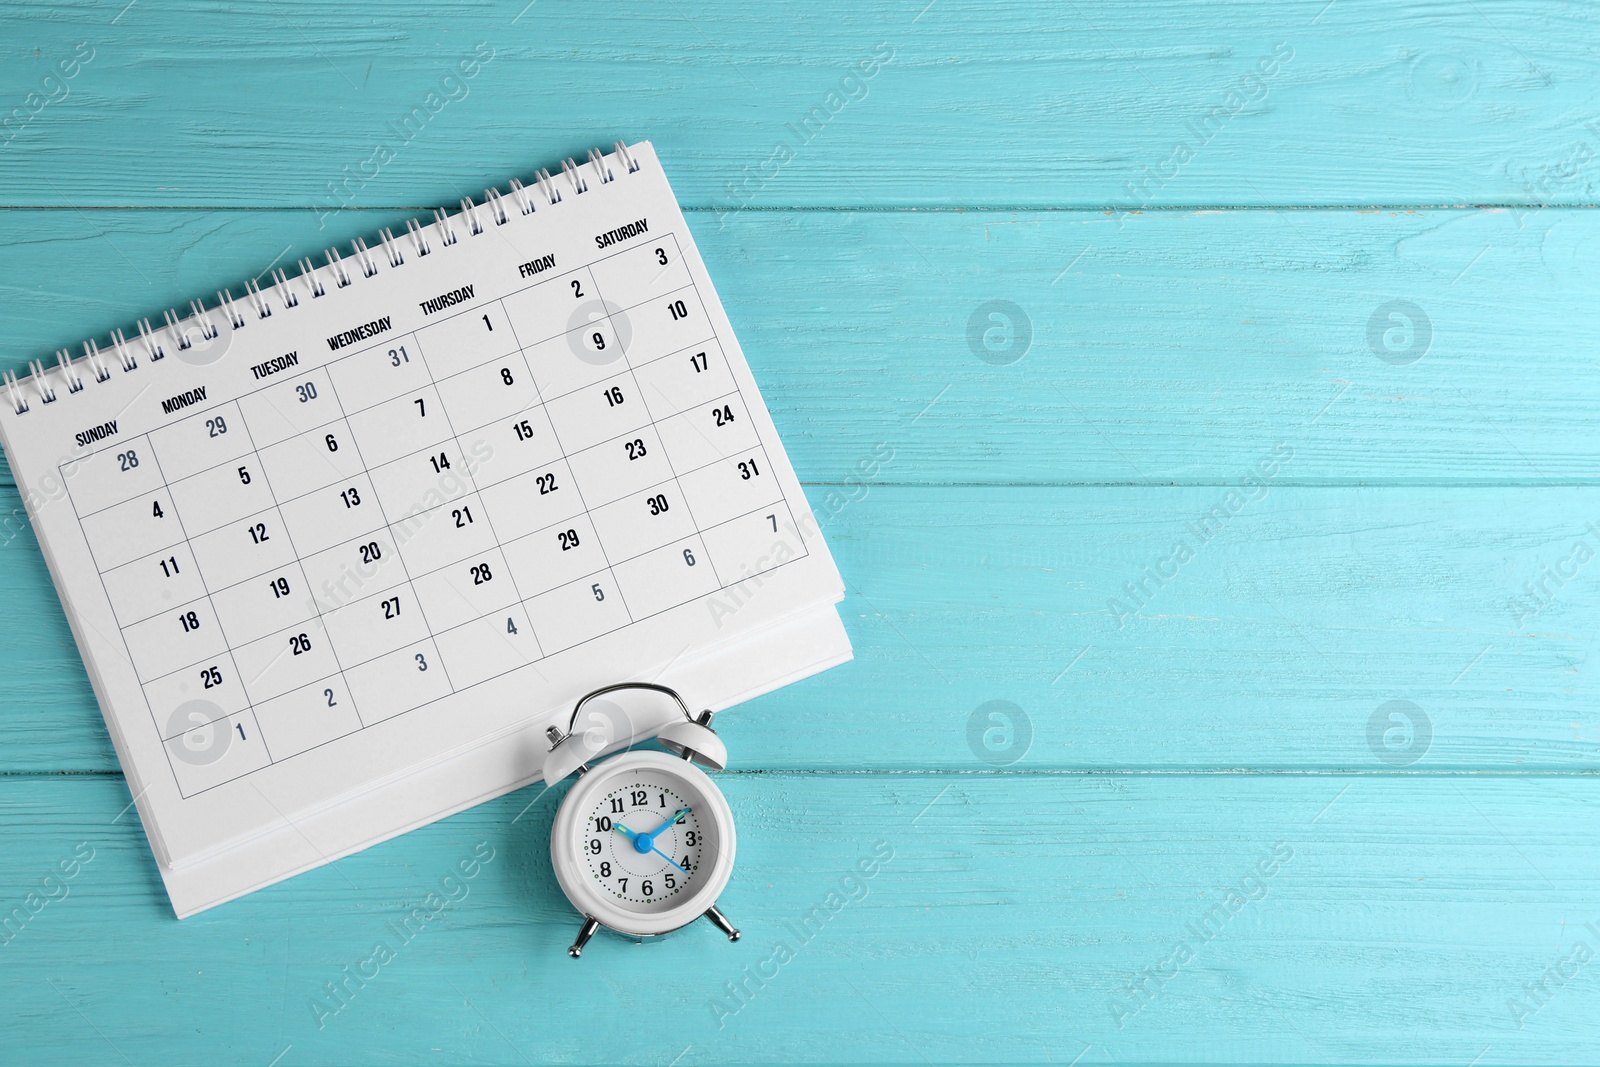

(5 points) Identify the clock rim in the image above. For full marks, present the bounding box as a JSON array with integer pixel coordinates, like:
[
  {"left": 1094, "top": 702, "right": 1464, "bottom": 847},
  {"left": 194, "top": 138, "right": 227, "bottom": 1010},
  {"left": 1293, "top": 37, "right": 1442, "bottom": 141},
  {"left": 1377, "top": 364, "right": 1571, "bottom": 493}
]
[{"left": 550, "top": 748, "right": 737, "bottom": 937}]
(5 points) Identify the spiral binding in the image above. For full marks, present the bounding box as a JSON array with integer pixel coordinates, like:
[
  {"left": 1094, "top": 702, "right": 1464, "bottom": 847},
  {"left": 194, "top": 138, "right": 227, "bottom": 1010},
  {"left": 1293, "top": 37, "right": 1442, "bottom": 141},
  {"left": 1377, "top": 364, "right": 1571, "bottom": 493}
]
[{"left": 4, "top": 140, "right": 644, "bottom": 416}]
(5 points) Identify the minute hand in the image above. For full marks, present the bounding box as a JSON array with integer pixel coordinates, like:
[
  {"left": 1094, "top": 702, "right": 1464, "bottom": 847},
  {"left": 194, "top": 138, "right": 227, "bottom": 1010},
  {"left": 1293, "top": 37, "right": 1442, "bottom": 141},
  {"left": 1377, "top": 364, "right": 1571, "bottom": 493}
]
[{"left": 646, "top": 806, "right": 692, "bottom": 841}]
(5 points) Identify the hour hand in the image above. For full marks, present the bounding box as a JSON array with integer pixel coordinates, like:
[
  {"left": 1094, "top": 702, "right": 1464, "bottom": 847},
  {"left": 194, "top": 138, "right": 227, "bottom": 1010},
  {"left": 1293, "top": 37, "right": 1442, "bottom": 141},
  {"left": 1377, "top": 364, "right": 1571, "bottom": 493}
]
[{"left": 611, "top": 821, "right": 639, "bottom": 842}]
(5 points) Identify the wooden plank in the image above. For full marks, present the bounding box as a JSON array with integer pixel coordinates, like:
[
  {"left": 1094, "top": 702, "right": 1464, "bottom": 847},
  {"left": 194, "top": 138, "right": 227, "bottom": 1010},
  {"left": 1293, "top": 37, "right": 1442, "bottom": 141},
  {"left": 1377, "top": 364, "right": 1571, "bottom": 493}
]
[
  {"left": 4, "top": 485, "right": 1596, "bottom": 773},
  {"left": 5, "top": 770, "right": 1599, "bottom": 1064},
  {"left": 2, "top": 207, "right": 1598, "bottom": 485},
  {"left": 0, "top": 1, "right": 1596, "bottom": 208}
]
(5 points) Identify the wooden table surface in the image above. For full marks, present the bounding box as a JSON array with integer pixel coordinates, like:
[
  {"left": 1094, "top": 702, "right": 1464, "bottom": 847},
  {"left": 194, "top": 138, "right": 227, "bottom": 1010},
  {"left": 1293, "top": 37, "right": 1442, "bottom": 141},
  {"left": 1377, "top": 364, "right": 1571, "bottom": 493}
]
[{"left": 5, "top": 1, "right": 1600, "bottom": 1063}]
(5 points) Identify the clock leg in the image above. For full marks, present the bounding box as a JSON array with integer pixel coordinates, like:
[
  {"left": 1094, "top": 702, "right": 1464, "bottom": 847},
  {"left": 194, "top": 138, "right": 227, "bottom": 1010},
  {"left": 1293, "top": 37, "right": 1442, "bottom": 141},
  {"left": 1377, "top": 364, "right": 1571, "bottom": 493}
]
[
  {"left": 705, "top": 905, "right": 741, "bottom": 943},
  {"left": 568, "top": 916, "right": 601, "bottom": 959}
]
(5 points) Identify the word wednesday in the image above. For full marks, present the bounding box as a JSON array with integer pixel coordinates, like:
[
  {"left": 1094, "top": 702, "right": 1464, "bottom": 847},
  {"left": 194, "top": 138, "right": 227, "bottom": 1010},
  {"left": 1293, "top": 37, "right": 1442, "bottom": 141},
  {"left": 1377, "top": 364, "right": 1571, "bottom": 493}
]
[{"left": 326, "top": 316, "right": 392, "bottom": 352}]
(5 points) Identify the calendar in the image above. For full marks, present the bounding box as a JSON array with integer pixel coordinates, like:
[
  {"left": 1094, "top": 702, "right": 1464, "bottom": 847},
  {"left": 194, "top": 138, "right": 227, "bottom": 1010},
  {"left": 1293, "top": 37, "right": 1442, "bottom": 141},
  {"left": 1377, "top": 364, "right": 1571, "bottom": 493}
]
[{"left": 0, "top": 142, "right": 850, "bottom": 916}]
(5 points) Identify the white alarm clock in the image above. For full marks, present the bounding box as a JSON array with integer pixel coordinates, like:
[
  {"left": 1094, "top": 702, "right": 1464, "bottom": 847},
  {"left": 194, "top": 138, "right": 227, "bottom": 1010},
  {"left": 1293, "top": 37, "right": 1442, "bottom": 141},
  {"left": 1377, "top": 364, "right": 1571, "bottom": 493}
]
[{"left": 542, "top": 683, "right": 741, "bottom": 958}]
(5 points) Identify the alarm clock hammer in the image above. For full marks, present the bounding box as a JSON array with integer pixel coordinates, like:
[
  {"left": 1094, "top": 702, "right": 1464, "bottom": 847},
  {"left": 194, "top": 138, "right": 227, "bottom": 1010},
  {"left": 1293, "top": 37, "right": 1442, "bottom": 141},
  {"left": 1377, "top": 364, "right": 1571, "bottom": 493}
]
[{"left": 542, "top": 682, "right": 742, "bottom": 958}]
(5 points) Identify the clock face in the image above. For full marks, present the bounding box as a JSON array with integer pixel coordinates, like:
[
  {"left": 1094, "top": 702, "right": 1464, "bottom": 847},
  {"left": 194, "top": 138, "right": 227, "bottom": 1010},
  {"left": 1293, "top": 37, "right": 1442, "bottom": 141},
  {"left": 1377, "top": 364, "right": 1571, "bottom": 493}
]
[
  {"left": 551, "top": 750, "right": 736, "bottom": 936},
  {"left": 583, "top": 778, "right": 704, "bottom": 908}
]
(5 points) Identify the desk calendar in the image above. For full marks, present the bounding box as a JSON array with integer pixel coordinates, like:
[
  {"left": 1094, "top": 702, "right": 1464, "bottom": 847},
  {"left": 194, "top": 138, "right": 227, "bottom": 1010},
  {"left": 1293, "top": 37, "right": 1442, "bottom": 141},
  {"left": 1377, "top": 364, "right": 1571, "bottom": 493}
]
[{"left": 0, "top": 141, "right": 850, "bottom": 916}]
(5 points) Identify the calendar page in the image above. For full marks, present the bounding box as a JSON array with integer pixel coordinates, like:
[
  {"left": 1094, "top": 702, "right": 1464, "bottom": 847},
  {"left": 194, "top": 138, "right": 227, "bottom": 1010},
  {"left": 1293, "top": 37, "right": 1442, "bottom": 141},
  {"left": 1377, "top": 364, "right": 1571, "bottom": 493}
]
[{"left": 0, "top": 142, "right": 849, "bottom": 915}]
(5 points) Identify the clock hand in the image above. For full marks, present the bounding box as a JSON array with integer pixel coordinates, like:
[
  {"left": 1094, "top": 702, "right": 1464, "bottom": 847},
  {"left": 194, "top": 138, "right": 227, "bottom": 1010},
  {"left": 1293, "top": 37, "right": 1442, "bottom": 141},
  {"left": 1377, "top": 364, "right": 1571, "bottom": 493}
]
[
  {"left": 631, "top": 805, "right": 692, "bottom": 851},
  {"left": 651, "top": 843, "right": 689, "bottom": 874},
  {"left": 610, "top": 820, "right": 688, "bottom": 873},
  {"left": 648, "top": 806, "right": 692, "bottom": 840}
]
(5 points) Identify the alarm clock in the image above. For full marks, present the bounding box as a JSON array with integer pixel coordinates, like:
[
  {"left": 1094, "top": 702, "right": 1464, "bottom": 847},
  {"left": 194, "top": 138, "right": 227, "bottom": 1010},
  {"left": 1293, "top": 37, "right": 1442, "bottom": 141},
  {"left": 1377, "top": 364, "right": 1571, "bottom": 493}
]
[{"left": 542, "top": 682, "right": 741, "bottom": 958}]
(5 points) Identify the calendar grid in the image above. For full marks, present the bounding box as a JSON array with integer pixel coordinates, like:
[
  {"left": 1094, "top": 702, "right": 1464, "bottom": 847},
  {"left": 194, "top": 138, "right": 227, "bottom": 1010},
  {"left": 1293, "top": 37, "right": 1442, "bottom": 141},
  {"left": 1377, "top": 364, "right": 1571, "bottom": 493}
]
[
  {"left": 482, "top": 264, "right": 638, "bottom": 631},
  {"left": 404, "top": 303, "right": 549, "bottom": 675},
  {"left": 312, "top": 344, "right": 458, "bottom": 700},
  {"left": 61, "top": 230, "right": 814, "bottom": 797},
  {"left": 583, "top": 245, "right": 727, "bottom": 592},
  {"left": 223, "top": 402, "right": 367, "bottom": 737},
  {"left": 111, "top": 437, "right": 274, "bottom": 786}
]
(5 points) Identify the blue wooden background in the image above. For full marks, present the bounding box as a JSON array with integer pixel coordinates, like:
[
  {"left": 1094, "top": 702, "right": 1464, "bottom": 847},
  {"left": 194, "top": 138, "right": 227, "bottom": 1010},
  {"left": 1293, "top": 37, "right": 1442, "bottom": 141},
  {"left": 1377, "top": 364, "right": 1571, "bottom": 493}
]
[{"left": 5, "top": 1, "right": 1600, "bottom": 1062}]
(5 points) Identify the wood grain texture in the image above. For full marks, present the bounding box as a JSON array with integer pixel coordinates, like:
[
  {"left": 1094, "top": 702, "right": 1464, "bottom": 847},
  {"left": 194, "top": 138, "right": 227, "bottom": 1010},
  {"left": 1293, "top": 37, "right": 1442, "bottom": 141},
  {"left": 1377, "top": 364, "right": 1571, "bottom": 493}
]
[
  {"left": 6, "top": 772, "right": 1600, "bottom": 1064},
  {"left": 3, "top": 0, "right": 1598, "bottom": 1062},
  {"left": 1, "top": 1, "right": 1598, "bottom": 208},
  {"left": 5, "top": 484, "right": 1599, "bottom": 774},
  {"left": 3, "top": 207, "right": 1599, "bottom": 485}
]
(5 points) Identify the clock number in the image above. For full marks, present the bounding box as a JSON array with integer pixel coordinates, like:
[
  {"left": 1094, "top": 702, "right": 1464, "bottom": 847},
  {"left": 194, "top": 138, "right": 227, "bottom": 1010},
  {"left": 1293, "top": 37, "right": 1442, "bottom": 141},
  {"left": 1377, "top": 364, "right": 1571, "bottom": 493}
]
[
  {"left": 295, "top": 381, "right": 318, "bottom": 403},
  {"left": 738, "top": 458, "right": 761, "bottom": 480},
  {"left": 536, "top": 472, "right": 557, "bottom": 495},
  {"left": 558, "top": 528, "right": 580, "bottom": 551},
  {"left": 599, "top": 862, "right": 612, "bottom": 877},
  {"left": 646, "top": 494, "right": 669, "bottom": 516},
  {"left": 617, "top": 878, "right": 628, "bottom": 893},
  {"left": 667, "top": 299, "right": 688, "bottom": 321},
  {"left": 684, "top": 830, "right": 699, "bottom": 847},
  {"left": 200, "top": 666, "right": 222, "bottom": 689},
  {"left": 689, "top": 351, "right": 708, "bottom": 373},
  {"left": 641, "top": 880, "right": 653, "bottom": 898},
  {"left": 117, "top": 450, "right": 138, "bottom": 471},
  {"left": 609, "top": 797, "right": 624, "bottom": 814},
  {"left": 206, "top": 416, "right": 227, "bottom": 437},
  {"left": 588, "top": 838, "right": 602, "bottom": 855},
  {"left": 665, "top": 873, "right": 676, "bottom": 890},
  {"left": 630, "top": 790, "right": 648, "bottom": 807},
  {"left": 289, "top": 633, "right": 311, "bottom": 655},
  {"left": 381, "top": 596, "right": 400, "bottom": 619},
  {"left": 593, "top": 816, "right": 612, "bottom": 832}
]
